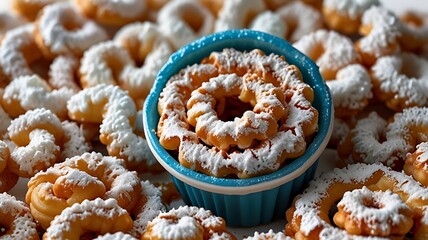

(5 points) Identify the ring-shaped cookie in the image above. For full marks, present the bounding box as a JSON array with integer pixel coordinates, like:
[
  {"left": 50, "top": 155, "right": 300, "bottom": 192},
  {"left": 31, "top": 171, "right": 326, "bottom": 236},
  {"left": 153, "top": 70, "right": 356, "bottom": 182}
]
[
  {"left": 285, "top": 163, "right": 428, "bottom": 239},
  {"left": 157, "top": 0, "right": 214, "bottom": 49},
  {"left": 326, "top": 64, "right": 372, "bottom": 117},
  {"left": 67, "top": 84, "right": 161, "bottom": 172},
  {"left": 80, "top": 39, "right": 171, "bottom": 101},
  {"left": 293, "top": 29, "right": 359, "bottom": 80},
  {"left": 355, "top": 6, "right": 401, "bottom": 66},
  {"left": 187, "top": 73, "right": 286, "bottom": 150},
  {"left": 43, "top": 198, "right": 133, "bottom": 239},
  {"left": 26, "top": 151, "right": 141, "bottom": 229},
  {"left": 249, "top": 11, "right": 285, "bottom": 38},
  {"left": 0, "top": 24, "right": 42, "bottom": 83},
  {"left": 35, "top": 2, "right": 108, "bottom": 59},
  {"left": 338, "top": 107, "right": 428, "bottom": 170},
  {"left": 114, "top": 22, "right": 174, "bottom": 100},
  {"left": 371, "top": 52, "right": 428, "bottom": 111},
  {"left": 2, "top": 74, "right": 75, "bottom": 119},
  {"left": 275, "top": 1, "right": 323, "bottom": 43},
  {"left": 399, "top": 11, "right": 428, "bottom": 52},
  {"left": 142, "top": 205, "right": 236, "bottom": 240},
  {"left": 322, "top": 0, "right": 380, "bottom": 34},
  {"left": 333, "top": 187, "right": 413, "bottom": 237},
  {"left": 0, "top": 193, "right": 39, "bottom": 240},
  {"left": 214, "top": 0, "right": 266, "bottom": 32},
  {"left": 7, "top": 108, "right": 64, "bottom": 178}
]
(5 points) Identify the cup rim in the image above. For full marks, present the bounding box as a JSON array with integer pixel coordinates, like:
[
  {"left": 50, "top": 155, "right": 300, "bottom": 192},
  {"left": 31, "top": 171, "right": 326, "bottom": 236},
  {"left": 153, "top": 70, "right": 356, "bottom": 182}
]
[{"left": 143, "top": 29, "right": 333, "bottom": 195}]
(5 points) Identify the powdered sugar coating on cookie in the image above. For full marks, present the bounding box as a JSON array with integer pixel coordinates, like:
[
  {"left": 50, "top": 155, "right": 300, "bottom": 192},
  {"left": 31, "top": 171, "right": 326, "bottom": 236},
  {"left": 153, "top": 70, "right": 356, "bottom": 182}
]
[
  {"left": 358, "top": 6, "right": 401, "bottom": 59},
  {"left": 0, "top": 193, "right": 39, "bottom": 239},
  {"left": 244, "top": 229, "right": 292, "bottom": 240},
  {"left": 324, "top": 0, "right": 380, "bottom": 19},
  {"left": 157, "top": 0, "right": 214, "bottom": 49},
  {"left": 335, "top": 187, "right": 412, "bottom": 235},
  {"left": 44, "top": 198, "right": 132, "bottom": 239},
  {"left": 215, "top": 0, "right": 266, "bottom": 32},
  {"left": 2, "top": 74, "right": 75, "bottom": 118},
  {"left": 37, "top": 2, "right": 108, "bottom": 57},
  {"left": 326, "top": 64, "right": 372, "bottom": 112},
  {"left": 288, "top": 163, "right": 428, "bottom": 239},
  {"left": 130, "top": 180, "right": 165, "bottom": 237},
  {"left": 67, "top": 84, "right": 158, "bottom": 169},
  {"left": 371, "top": 52, "right": 428, "bottom": 110},
  {"left": 276, "top": 1, "right": 323, "bottom": 43},
  {"left": 293, "top": 29, "right": 359, "bottom": 80},
  {"left": 0, "top": 24, "right": 39, "bottom": 81},
  {"left": 60, "top": 121, "right": 91, "bottom": 160},
  {"left": 250, "top": 11, "right": 286, "bottom": 38},
  {"left": 92, "top": 0, "right": 146, "bottom": 18},
  {"left": 144, "top": 205, "right": 231, "bottom": 239}
]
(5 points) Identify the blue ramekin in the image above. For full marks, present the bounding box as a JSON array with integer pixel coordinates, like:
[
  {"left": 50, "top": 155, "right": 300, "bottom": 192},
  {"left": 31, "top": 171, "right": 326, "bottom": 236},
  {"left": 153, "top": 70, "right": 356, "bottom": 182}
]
[{"left": 143, "top": 29, "right": 333, "bottom": 227}]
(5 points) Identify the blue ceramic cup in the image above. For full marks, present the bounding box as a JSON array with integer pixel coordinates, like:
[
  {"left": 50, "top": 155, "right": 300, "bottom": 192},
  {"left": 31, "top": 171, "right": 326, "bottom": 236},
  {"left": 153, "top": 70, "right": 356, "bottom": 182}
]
[{"left": 143, "top": 29, "right": 333, "bottom": 227}]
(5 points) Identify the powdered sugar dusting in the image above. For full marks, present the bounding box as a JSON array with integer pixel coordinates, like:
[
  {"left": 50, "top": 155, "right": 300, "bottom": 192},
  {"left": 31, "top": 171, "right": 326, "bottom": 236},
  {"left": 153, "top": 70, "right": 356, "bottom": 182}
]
[
  {"left": 326, "top": 64, "right": 373, "bottom": 111},
  {"left": 92, "top": 0, "right": 146, "bottom": 18},
  {"left": 3, "top": 74, "right": 75, "bottom": 119},
  {"left": 0, "top": 24, "right": 38, "bottom": 80},
  {"left": 179, "top": 129, "right": 305, "bottom": 178},
  {"left": 146, "top": 206, "right": 227, "bottom": 239},
  {"left": 358, "top": 6, "right": 401, "bottom": 57},
  {"left": 10, "top": 129, "right": 59, "bottom": 176},
  {"left": 67, "top": 84, "right": 158, "bottom": 167},
  {"left": 158, "top": 0, "right": 214, "bottom": 49},
  {"left": 290, "top": 163, "right": 428, "bottom": 239},
  {"left": 351, "top": 112, "right": 407, "bottom": 167},
  {"left": 79, "top": 41, "right": 133, "bottom": 87},
  {"left": 130, "top": 180, "right": 165, "bottom": 237},
  {"left": 38, "top": 2, "right": 108, "bottom": 56},
  {"left": 187, "top": 73, "right": 286, "bottom": 150},
  {"left": 372, "top": 52, "right": 428, "bottom": 108},
  {"left": 324, "top": 0, "right": 380, "bottom": 19},
  {"left": 293, "top": 29, "right": 358, "bottom": 79},
  {"left": 244, "top": 229, "right": 292, "bottom": 240},
  {"left": 414, "top": 142, "right": 428, "bottom": 166},
  {"left": 337, "top": 187, "right": 411, "bottom": 234},
  {"left": 215, "top": 0, "right": 266, "bottom": 32},
  {"left": 7, "top": 108, "right": 63, "bottom": 143},
  {"left": 250, "top": 11, "right": 286, "bottom": 38},
  {"left": 30, "top": 151, "right": 141, "bottom": 216},
  {"left": 94, "top": 232, "right": 137, "bottom": 240},
  {"left": 48, "top": 55, "right": 80, "bottom": 92},
  {"left": 0, "top": 193, "right": 38, "bottom": 239},
  {"left": 115, "top": 22, "right": 173, "bottom": 98},
  {"left": 275, "top": 1, "right": 323, "bottom": 43},
  {"left": 60, "top": 121, "right": 91, "bottom": 160},
  {"left": 45, "top": 198, "right": 130, "bottom": 239}
]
